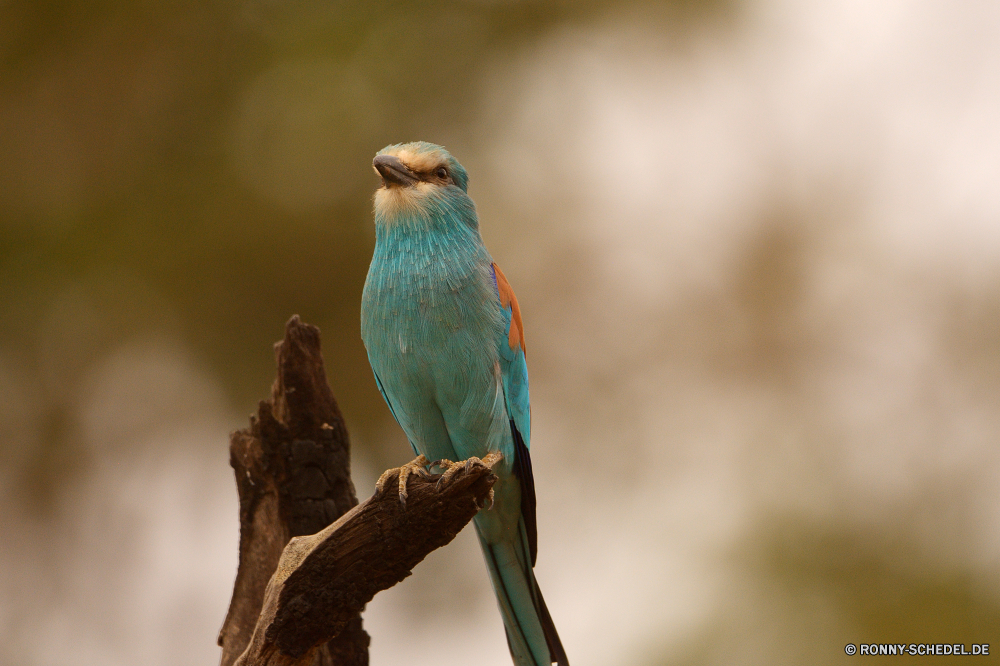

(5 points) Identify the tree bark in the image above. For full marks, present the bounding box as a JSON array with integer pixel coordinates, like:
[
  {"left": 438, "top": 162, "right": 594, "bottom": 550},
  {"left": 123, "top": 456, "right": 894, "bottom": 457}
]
[
  {"left": 218, "top": 315, "right": 364, "bottom": 666},
  {"left": 219, "top": 315, "right": 497, "bottom": 666},
  {"left": 234, "top": 458, "right": 496, "bottom": 666}
]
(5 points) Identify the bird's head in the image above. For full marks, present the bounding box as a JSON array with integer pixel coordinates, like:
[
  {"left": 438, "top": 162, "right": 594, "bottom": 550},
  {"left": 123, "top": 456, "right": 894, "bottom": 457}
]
[{"left": 372, "top": 142, "right": 474, "bottom": 229}]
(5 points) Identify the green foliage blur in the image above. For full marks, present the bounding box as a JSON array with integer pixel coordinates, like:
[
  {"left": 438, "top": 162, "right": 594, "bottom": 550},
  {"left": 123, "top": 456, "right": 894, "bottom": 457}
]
[
  {"left": 2, "top": 2, "right": 998, "bottom": 665},
  {"left": 1, "top": 0, "right": 717, "bottom": 507}
]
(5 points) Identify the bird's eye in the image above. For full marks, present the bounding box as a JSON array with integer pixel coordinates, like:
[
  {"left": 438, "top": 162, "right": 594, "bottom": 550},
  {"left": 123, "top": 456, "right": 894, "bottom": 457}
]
[{"left": 435, "top": 167, "right": 448, "bottom": 180}]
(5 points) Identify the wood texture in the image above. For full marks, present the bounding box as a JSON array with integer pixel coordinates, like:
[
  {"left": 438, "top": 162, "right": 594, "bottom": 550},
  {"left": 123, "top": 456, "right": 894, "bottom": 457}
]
[
  {"left": 219, "top": 316, "right": 363, "bottom": 666},
  {"left": 235, "top": 458, "right": 497, "bottom": 666},
  {"left": 219, "top": 315, "right": 498, "bottom": 666}
]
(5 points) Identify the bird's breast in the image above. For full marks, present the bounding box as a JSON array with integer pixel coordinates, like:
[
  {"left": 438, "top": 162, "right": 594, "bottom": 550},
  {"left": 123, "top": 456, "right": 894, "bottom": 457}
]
[{"left": 361, "top": 238, "right": 501, "bottom": 372}]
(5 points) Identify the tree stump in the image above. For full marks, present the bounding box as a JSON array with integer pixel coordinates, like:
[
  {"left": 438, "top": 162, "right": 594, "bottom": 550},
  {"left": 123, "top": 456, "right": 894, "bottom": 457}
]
[{"left": 218, "top": 316, "right": 497, "bottom": 666}]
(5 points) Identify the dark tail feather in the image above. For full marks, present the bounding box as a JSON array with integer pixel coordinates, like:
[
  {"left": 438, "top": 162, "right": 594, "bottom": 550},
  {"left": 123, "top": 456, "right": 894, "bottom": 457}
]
[
  {"left": 481, "top": 533, "right": 569, "bottom": 666},
  {"left": 498, "top": 574, "right": 569, "bottom": 666},
  {"left": 535, "top": 584, "right": 568, "bottom": 665}
]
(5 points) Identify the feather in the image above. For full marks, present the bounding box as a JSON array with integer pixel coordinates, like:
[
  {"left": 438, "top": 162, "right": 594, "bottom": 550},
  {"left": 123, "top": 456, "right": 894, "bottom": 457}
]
[{"left": 361, "top": 142, "right": 566, "bottom": 666}]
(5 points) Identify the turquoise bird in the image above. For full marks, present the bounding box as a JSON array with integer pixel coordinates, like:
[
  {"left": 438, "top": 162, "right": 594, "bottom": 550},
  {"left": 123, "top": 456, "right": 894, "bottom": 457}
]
[{"left": 361, "top": 142, "right": 568, "bottom": 666}]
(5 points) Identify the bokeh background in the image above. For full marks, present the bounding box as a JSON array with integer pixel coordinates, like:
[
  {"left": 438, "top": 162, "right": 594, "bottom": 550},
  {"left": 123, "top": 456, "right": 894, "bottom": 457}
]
[{"left": 2, "top": 1, "right": 999, "bottom": 664}]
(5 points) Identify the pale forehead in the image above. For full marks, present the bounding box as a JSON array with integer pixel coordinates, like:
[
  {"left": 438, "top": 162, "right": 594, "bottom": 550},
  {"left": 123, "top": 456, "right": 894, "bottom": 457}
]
[{"left": 379, "top": 144, "right": 449, "bottom": 172}]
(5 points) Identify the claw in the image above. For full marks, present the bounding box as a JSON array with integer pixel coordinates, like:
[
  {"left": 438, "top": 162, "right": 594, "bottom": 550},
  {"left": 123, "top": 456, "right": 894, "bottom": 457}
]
[
  {"left": 428, "top": 459, "right": 455, "bottom": 490},
  {"left": 433, "top": 452, "right": 504, "bottom": 501},
  {"left": 375, "top": 455, "right": 430, "bottom": 509},
  {"left": 480, "top": 450, "right": 503, "bottom": 469},
  {"left": 429, "top": 458, "right": 456, "bottom": 473},
  {"left": 481, "top": 487, "right": 495, "bottom": 510},
  {"left": 437, "top": 458, "right": 469, "bottom": 487}
]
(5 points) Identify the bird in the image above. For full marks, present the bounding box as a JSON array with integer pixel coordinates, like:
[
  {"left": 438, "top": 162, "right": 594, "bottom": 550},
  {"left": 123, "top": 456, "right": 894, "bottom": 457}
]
[{"left": 360, "top": 141, "right": 568, "bottom": 666}]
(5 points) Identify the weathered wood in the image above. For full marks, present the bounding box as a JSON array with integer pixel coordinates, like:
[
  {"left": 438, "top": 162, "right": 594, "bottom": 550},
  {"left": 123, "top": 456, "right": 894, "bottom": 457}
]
[
  {"left": 219, "top": 316, "right": 364, "bottom": 666},
  {"left": 234, "top": 458, "right": 497, "bottom": 666},
  {"left": 220, "top": 316, "right": 500, "bottom": 666}
]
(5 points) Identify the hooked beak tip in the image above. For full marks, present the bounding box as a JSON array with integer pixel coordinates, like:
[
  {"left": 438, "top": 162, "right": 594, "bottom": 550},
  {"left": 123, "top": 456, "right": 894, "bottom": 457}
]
[{"left": 373, "top": 154, "right": 418, "bottom": 187}]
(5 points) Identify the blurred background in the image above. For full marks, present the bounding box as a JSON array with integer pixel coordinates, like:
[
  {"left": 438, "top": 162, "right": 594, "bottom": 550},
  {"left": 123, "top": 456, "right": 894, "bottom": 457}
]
[{"left": 2, "top": 0, "right": 999, "bottom": 664}]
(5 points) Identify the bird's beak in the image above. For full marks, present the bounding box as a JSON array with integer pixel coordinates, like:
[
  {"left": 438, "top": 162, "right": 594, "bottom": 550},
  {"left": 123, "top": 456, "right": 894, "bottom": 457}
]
[{"left": 373, "top": 154, "right": 418, "bottom": 187}]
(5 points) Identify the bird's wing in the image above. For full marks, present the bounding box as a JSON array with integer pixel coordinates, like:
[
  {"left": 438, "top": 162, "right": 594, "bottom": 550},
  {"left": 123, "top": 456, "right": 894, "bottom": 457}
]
[
  {"left": 370, "top": 363, "right": 422, "bottom": 459},
  {"left": 491, "top": 262, "right": 538, "bottom": 565}
]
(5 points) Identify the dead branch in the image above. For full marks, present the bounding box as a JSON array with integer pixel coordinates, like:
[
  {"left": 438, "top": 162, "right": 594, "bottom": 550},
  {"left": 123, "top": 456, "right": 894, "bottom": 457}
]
[
  {"left": 234, "top": 459, "right": 497, "bottom": 666},
  {"left": 219, "top": 315, "right": 497, "bottom": 666},
  {"left": 218, "top": 316, "right": 363, "bottom": 666}
]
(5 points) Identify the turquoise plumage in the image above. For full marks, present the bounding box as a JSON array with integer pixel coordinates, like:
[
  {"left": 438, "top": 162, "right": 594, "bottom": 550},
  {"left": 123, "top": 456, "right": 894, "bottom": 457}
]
[{"left": 361, "top": 142, "right": 568, "bottom": 666}]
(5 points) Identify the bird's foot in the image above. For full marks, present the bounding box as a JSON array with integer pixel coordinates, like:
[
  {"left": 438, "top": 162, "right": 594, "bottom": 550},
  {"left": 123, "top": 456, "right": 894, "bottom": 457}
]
[
  {"left": 375, "top": 455, "right": 431, "bottom": 509},
  {"left": 431, "top": 451, "right": 503, "bottom": 509}
]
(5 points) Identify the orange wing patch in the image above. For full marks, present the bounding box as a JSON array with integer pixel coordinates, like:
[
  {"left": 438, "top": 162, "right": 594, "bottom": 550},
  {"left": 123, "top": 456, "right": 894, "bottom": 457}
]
[{"left": 492, "top": 262, "right": 526, "bottom": 355}]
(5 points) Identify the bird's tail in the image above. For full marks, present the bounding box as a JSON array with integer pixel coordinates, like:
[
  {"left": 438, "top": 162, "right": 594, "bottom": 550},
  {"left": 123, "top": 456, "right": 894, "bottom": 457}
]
[{"left": 475, "top": 520, "right": 569, "bottom": 666}]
